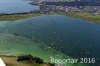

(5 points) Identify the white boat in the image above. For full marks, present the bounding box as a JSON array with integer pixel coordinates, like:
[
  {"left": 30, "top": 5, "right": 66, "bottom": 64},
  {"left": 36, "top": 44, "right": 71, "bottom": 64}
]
[{"left": 0, "top": 58, "right": 6, "bottom": 66}]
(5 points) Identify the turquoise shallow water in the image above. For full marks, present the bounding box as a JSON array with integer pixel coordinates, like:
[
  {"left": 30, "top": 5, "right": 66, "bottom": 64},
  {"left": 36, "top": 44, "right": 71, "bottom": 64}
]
[
  {"left": 0, "top": 27, "right": 87, "bottom": 66},
  {"left": 0, "top": 15, "right": 100, "bottom": 66},
  {"left": 0, "top": 33, "right": 87, "bottom": 66}
]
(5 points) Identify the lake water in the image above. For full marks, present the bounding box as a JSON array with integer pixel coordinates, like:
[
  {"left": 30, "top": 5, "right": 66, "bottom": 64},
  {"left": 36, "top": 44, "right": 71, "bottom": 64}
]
[
  {"left": 0, "top": 15, "right": 100, "bottom": 66},
  {"left": 0, "top": 0, "right": 39, "bottom": 14}
]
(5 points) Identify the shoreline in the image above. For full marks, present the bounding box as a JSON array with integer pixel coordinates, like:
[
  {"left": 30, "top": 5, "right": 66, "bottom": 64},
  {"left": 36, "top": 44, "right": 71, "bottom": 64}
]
[
  {"left": 0, "top": 55, "right": 50, "bottom": 66},
  {"left": 0, "top": 12, "right": 44, "bottom": 21},
  {"left": 0, "top": 12, "right": 100, "bottom": 24},
  {"left": 47, "top": 12, "right": 100, "bottom": 24}
]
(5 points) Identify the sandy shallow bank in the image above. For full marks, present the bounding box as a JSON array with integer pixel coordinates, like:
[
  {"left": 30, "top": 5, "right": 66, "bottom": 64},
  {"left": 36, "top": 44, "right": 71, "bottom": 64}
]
[{"left": 0, "top": 55, "right": 49, "bottom": 66}]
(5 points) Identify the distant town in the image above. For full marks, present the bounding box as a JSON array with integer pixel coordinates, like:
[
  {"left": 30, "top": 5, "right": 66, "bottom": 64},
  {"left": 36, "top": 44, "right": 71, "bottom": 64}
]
[
  {"left": 0, "top": 0, "right": 100, "bottom": 24},
  {"left": 30, "top": 0, "right": 100, "bottom": 15}
]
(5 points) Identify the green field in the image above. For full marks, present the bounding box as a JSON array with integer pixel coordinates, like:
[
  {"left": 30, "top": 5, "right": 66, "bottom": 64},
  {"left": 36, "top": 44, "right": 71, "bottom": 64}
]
[
  {"left": 0, "top": 13, "right": 44, "bottom": 21},
  {"left": 65, "top": 13, "right": 100, "bottom": 24}
]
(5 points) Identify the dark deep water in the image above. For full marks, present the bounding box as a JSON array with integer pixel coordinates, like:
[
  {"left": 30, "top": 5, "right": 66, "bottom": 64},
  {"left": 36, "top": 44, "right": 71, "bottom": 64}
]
[
  {"left": 0, "top": 0, "right": 39, "bottom": 14},
  {"left": 0, "top": 15, "right": 100, "bottom": 66}
]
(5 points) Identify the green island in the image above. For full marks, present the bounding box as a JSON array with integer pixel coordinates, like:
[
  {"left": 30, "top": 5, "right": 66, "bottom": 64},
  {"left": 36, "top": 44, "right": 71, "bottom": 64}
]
[{"left": 0, "top": 12, "right": 100, "bottom": 24}]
